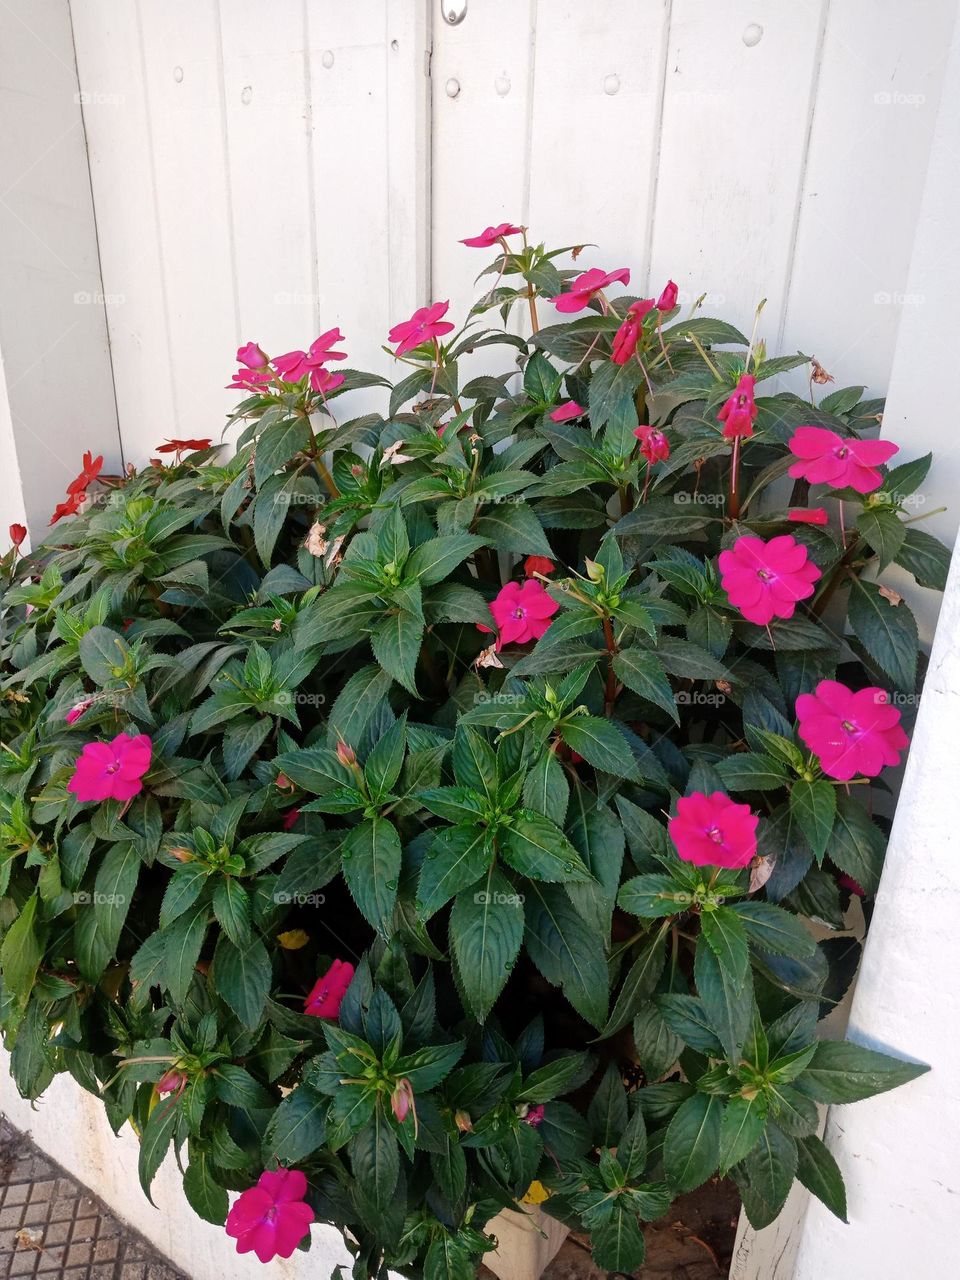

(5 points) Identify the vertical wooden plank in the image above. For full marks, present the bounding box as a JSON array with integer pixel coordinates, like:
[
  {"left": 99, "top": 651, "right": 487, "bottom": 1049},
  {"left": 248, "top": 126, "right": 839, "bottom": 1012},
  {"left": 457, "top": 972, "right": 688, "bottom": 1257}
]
[
  {"left": 431, "top": 0, "right": 536, "bottom": 326},
  {"left": 782, "top": 0, "right": 957, "bottom": 395},
  {"left": 70, "top": 0, "right": 175, "bottom": 460},
  {"left": 219, "top": 0, "right": 316, "bottom": 355},
  {"left": 137, "top": 0, "right": 238, "bottom": 449},
  {"left": 527, "top": 0, "right": 671, "bottom": 278},
  {"left": 648, "top": 0, "right": 826, "bottom": 337}
]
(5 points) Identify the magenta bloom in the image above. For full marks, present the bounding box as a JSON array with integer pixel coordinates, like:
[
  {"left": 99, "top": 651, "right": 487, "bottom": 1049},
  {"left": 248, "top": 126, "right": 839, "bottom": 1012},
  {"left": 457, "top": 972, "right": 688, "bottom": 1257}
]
[
  {"left": 461, "top": 222, "right": 523, "bottom": 248},
  {"left": 227, "top": 367, "right": 271, "bottom": 393},
  {"left": 65, "top": 698, "right": 94, "bottom": 726},
  {"left": 389, "top": 301, "right": 455, "bottom": 356},
  {"left": 634, "top": 425, "right": 670, "bottom": 464},
  {"left": 788, "top": 507, "right": 829, "bottom": 525},
  {"left": 549, "top": 401, "right": 585, "bottom": 422},
  {"left": 656, "top": 279, "right": 679, "bottom": 311},
  {"left": 717, "top": 373, "right": 758, "bottom": 440},
  {"left": 719, "top": 535, "right": 821, "bottom": 626},
  {"left": 226, "top": 1169, "right": 314, "bottom": 1263},
  {"left": 236, "top": 341, "right": 268, "bottom": 370},
  {"left": 480, "top": 580, "right": 559, "bottom": 649},
  {"left": 282, "top": 806, "right": 302, "bottom": 831},
  {"left": 554, "top": 267, "right": 631, "bottom": 313},
  {"left": 612, "top": 299, "right": 655, "bottom": 364},
  {"left": 670, "top": 791, "right": 758, "bottom": 869},
  {"left": 787, "top": 426, "right": 898, "bottom": 494},
  {"left": 274, "top": 328, "right": 347, "bottom": 382},
  {"left": 304, "top": 959, "right": 355, "bottom": 1018},
  {"left": 796, "top": 679, "right": 908, "bottom": 781},
  {"left": 523, "top": 1104, "right": 545, "bottom": 1127},
  {"left": 67, "top": 733, "right": 152, "bottom": 804},
  {"left": 156, "top": 1069, "right": 186, "bottom": 1096},
  {"left": 309, "top": 367, "right": 345, "bottom": 395},
  {"left": 391, "top": 1078, "right": 415, "bottom": 1124}
]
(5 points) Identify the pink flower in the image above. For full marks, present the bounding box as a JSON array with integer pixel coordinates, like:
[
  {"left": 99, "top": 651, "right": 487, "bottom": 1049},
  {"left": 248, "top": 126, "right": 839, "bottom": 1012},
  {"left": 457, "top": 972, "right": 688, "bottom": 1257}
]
[
  {"left": 523, "top": 1104, "right": 545, "bottom": 1127},
  {"left": 236, "top": 341, "right": 268, "bottom": 370},
  {"left": 67, "top": 733, "right": 152, "bottom": 804},
  {"left": 304, "top": 959, "right": 355, "bottom": 1018},
  {"left": 156, "top": 1069, "right": 186, "bottom": 1096},
  {"left": 796, "top": 679, "right": 908, "bottom": 781},
  {"left": 281, "top": 807, "right": 301, "bottom": 831},
  {"left": 788, "top": 507, "right": 829, "bottom": 525},
  {"left": 838, "top": 873, "right": 865, "bottom": 897},
  {"left": 656, "top": 280, "right": 679, "bottom": 311},
  {"left": 9, "top": 523, "right": 26, "bottom": 548},
  {"left": 524, "top": 556, "right": 554, "bottom": 578},
  {"left": 554, "top": 267, "right": 631, "bottom": 314},
  {"left": 717, "top": 374, "right": 758, "bottom": 440},
  {"left": 388, "top": 301, "right": 455, "bottom": 356},
  {"left": 226, "top": 1169, "right": 314, "bottom": 1264},
  {"left": 391, "top": 1078, "right": 415, "bottom": 1125},
  {"left": 65, "top": 698, "right": 94, "bottom": 725},
  {"left": 549, "top": 401, "right": 585, "bottom": 422},
  {"left": 612, "top": 299, "right": 655, "bottom": 364},
  {"left": 669, "top": 791, "right": 759, "bottom": 869},
  {"left": 227, "top": 367, "right": 272, "bottom": 393},
  {"left": 460, "top": 222, "right": 523, "bottom": 248},
  {"left": 274, "top": 329, "right": 347, "bottom": 381},
  {"left": 787, "top": 426, "right": 899, "bottom": 494},
  {"left": 718, "top": 534, "right": 821, "bottom": 626},
  {"left": 634, "top": 425, "right": 670, "bottom": 464},
  {"left": 308, "top": 367, "right": 345, "bottom": 395},
  {"left": 479, "top": 580, "right": 560, "bottom": 648}
]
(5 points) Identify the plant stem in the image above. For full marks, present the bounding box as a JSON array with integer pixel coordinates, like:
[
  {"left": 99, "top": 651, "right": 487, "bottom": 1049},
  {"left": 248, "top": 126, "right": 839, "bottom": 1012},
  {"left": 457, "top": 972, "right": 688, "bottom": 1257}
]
[
  {"left": 728, "top": 437, "right": 742, "bottom": 519},
  {"left": 602, "top": 616, "right": 619, "bottom": 716},
  {"left": 526, "top": 285, "right": 540, "bottom": 334}
]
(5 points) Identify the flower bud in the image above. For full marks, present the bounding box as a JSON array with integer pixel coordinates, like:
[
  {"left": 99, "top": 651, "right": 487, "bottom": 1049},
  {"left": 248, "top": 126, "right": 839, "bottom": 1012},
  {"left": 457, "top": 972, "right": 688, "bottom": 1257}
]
[
  {"left": 391, "top": 1077, "right": 415, "bottom": 1125},
  {"left": 336, "top": 740, "right": 357, "bottom": 768}
]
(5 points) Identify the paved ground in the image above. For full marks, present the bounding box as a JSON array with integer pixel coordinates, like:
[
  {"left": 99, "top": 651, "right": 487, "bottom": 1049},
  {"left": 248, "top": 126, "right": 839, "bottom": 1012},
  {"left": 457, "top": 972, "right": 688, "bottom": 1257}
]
[{"left": 0, "top": 1118, "right": 187, "bottom": 1280}]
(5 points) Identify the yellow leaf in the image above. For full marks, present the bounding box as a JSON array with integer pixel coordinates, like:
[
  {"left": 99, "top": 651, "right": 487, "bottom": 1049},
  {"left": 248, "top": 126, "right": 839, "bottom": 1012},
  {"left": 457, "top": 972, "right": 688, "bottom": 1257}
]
[{"left": 277, "top": 928, "right": 309, "bottom": 950}]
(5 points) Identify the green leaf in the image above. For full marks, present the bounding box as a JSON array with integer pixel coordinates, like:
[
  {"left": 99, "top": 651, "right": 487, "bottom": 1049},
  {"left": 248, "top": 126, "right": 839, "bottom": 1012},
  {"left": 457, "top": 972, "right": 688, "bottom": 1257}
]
[
  {"left": 523, "top": 881, "right": 609, "bottom": 1029},
  {"left": 789, "top": 780, "right": 836, "bottom": 862},
  {"left": 618, "top": 873, "right": 688, "bottom": 919},
  {"left": 78, "top": 625, "right": 129, "bottom": 686},
  {"left": 263, "top": 1085, "right": 328, "bottom": 1164},
  {"left": 450, "top": 865, "right": 524, "bottom": 1021},
  {"left": 795, "top": 1134, "right": 848, "bottom": 1222},
  {"left": 342, "top": 818, "right": 403, "bottom": 933},
  {"left": 0, "top": 894, "right": 43, "bottom": 1007},
  {"left": 560, "top": 716, "right": 637, "bottom": 778},
  {"left": 75, "top": 842, "right": 141, "bottom": 981},
  {"left": 406, "top": 534, "right": 485, "bottom": 585},
  {"left": 424, "top": 1235, "right": 474, "bottom": 1280},
  {"left": 417, "top": 826, "right": 491, "bottom": 919},
  {"left": 829, "top": 795, "right": 886, "bottom": 894},
  {"left": 138, "top": 1095, "right": 177, "bottom": 1203},
  {"left": 522, "top": 750, "right": 569, "bottom": 826},
  {"left": 797, "top": 1040, "right": 929, "bottom": 1103},
  {"left": 591, "top": 1207, "right": 646, "bottom": 1272},
  {"left": 663, "top": 1092, "right": 722, "bottom": 1192},
  {"left": 370, "top": 611, "right": 423, "bottom": 696},
  {"left": 474, "top": 504, "right": 554, "bottom": 559},
  {"left": 736, "top": 1124, "right": 797, "bottom": 1229},
  {"left": 729, "top": 901, "right": 816, "bottom": 959},
  {"left": 183, "top": 1151, "right": 229, "bottom": 1225},
  {"left": 254, "top": 417, "right": 310, "bottom": 488},
  {"left": 212, "top": 878, "right": 251, "bottom": 947},
  {"left": 612, "top": 649, "right": 678, "bottom": 723},
  {"left": 699, "top": 907, "right": 750, "bottom": 991},
  {"left": 718, "top": 1095, "right": 766, "bottom": 1172},
  {"left": 847, "top": 576, "right": 918, "bottom": 690},
  {"left": 588, "top": 1062, "right": 629, "bottom": 1147},
  {"left": 695, "top": 937, "right": 753, "bottom": 1060},
  {"left": 349, "top": 1107, "right": 400, "bottom": 1209},
  {"left": 212, "top": 934, "right": 272, "bottom": 1028},
  {"left": 632, "top": 1002, "right": 683, "bottom": 1079},
  {"left": 894, "top": 527, "right": 951, "bottom": 590},
  {"left": 501, "top": 811, "right": 592, "bottom": 883},
  {"left": 716, "top": 753, "right": 788, "bottom": 792},
  {"left": 856, "top": 506, "right": 906, "bottom": 571},
  {"left": 602, "top": 930, "right": 667, "bottom": 1037},
  {"left": 520, "top": 1051, "right": 593, "bottom": 1104}
]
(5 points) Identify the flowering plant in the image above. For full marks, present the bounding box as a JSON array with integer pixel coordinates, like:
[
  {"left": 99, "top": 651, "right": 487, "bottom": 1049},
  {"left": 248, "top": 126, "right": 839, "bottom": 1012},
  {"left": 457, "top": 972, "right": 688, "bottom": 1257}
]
[{"left": 0, "top": 225, "right": 948, "bottom": 1278}]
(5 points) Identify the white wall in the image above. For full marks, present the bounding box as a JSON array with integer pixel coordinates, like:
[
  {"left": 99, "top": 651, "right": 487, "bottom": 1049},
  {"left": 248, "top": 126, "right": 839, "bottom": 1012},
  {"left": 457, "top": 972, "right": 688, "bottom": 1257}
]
[{"left": 0, "top": 0, "right": 120, "bottom": 535}]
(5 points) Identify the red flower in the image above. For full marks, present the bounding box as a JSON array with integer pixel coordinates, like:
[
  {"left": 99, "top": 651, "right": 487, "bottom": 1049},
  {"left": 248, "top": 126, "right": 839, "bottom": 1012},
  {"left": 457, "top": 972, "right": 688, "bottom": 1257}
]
[
  {"left": 479, "top": 580, "right": 559, "bottom": 649},
  {"left": 226, "top": 1169, "right": 314, "bottom": 1263},
  {"left": 787, "top": 426, "right": 899, "bottom": 494},
  {"left": 718, "top": 534, "right": 821, "bottom": 626},
  {"left": 717, "top": 374, "right": 758, "bottom": 440},
  {"left": 49, "top": 492, "right": 85, "bottom": 526},
  {"left": 796, "top": 680, "right": 908, "bottom": 781},
  {"left": 634, "top": 425, "right": 670, "bottom": 464},
  {"left": 669, "top": 791, "right": 759, "bottom": 869},
  {"left": 9, "top": 523, "right": 26, "bottom": 548},
  {"left": 788, "top": 508, "right": 829, "bottom": 525},
  {"left": 304, "top": 959, "right": 355, "bottom": 1018},
  {"left": 549, "top": 401, "right": 585, "bottom": 422},
  {"left": 524, "top": 555, "right": 555, "bottom": 578},
  {"left": 612, "top": 299, "right": 655, "bottom": 364},
  {"left": 554, "top": 267, "right": 631, "bottom": 314},
  {"left": 460, "top": 222, "right": 523, "bottom": 247},
  {"left": 236, "top": 341, "right": 268, "bottom": 369},
  {"left": 389, "top": 301, "right": 455, "bottom": 356},
  {"left": 281, "top": 807, "right": 301, "bottom": 831},
  {"left": 155, "top": 438, "right": 213, "bottom": 454},
  {"left": 66, "top": 451, "right": 103, "bottom": 496},
  {"left": 67, "top": 733, "right": 152, "bottom": 804},
  {"left": 656, "top": 279, "right": 679, "bottom": 311}
]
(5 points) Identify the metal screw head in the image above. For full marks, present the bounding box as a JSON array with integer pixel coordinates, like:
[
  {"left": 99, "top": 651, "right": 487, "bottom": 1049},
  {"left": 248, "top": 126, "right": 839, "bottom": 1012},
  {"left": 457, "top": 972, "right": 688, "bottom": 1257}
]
[{"left": 445, "top": 77, "right": 461, "bottom": 99}]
